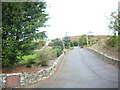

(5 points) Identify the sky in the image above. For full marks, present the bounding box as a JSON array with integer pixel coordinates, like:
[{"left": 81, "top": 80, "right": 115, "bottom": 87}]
[{"left": 39, "top": 0, "right": 119, "bottom": 39}]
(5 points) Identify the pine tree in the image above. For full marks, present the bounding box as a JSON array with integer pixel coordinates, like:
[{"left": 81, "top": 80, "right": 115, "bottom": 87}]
[{"left": 2, "top": 2, "right": 48, "bottom": 68}]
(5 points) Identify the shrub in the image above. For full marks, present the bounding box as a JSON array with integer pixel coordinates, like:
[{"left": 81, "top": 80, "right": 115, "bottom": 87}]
[
  {"left": 37, "top": 40, "right": 46, "bottom": 49},
  {"left": 105, "top": 36, "right": 118, "bottom": 48},
  {"left": 70, "top": 42, "right": 74, "bottom": 47},
  {"left": 65, "top": 45, "right": 70, "bottom": 49},
  {"left": 73, "top": 41, "right": 78, "bottom": 46},
  {"left": 36, "top": 48, "right": 57, "bottom": 66},
  {"left": 52, "top": 39, "right": 64, "bottom": 50},
  {"left": 79, "top": 35, "right": 87, "bottom": 45},
  {"left": 48, "top": 42, "right": 54, "bottom": 46},
  {"left": 81, "top": 46, "right": 84, "bottom": 48},
  {"left": 70, "top": 47, "right": 74, "bottom": 50},
  {"left": 26, "top": 63, "right": 32, "bottom": 67},
  {"left": 52, "top": 46, "right": 62, "bottom": 57}
]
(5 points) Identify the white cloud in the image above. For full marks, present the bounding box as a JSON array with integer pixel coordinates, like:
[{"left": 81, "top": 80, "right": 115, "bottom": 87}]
[{"left": 40, "top": 0, "right": 119, "bottom": 39}]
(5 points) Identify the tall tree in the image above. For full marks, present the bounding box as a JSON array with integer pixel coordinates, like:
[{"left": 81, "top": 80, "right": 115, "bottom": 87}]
[
  {"left": 2, "top": 2, "right": 48, "bottom": 68},
  {"left": 63, "top": 35, "right": 71, "bottom": 49},
  {"left": 108, "top": 11, "right": 119, "bottom": 35},
  {"left": 79, "top": 35, "right": 87, "bottom": 45}
]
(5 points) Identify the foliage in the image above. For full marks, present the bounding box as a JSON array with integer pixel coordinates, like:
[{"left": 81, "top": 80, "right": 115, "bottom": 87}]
[
  {"left": 79, "top": 35, "right": 87, "bottom": 45},
  {"left": 52, "top": 38, "right": 64, "bottom": 50},
  {"left": 105, "top": 36, "right": 119, "bottom": 48},
  {"left": 48, "top": 42, "right": 54, "bottom": 47},
  {"left": 2, "top": 2, "right": 48, "bottom": 68},
  {"left": 26, "top": 58, "right": 37, "bottom": 67},
  {"left": 36, "top": 48, "right": 57, "bottom": 66},
  {"left": 70, "top": 47, "right": 74, "bottom": 50},
  {"left": 89, "top": 40, "right": 98, "bottom": 46},
  {"left": 73, "top": 41, "right": 78, "bottom": 46},
  {"left": 70, "top": 42, "right": 74, "bottom": 47},
  {"left": 108, "top": 11, "right": 119, "bottom": 35},
  {"left": 63, "top": 36, "right": 71, "bottom": 49},
  {"left": 37, "top": 40, "right": 46, "bottom": 49},
  {"left": 52, "top": 46, "right": 62, "bottom": 57},
  {"left": 65, "top": 45, "right": 70, "bottom": 49},
  {"left": 18, "top": 54, "right": 40, "bottom": 67}
]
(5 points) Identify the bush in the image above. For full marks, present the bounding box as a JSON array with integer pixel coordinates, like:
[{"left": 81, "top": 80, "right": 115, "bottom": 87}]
[
  {"left": 70, "top": 47, "right": 74, "bottom": 50},
  {"left": 52, "top": 39, "right": 64, "bottom": 50},
  {"left": 37, "top": 40, "right": 46, "bottom": 49},
  {"left": 70, "top": 42, "right": 74, "bottom": 47},
  {"left": 81, "top": 46, "right": 84, "bottom": 48},
  {"left": 73, "top": 41, "right": 78, "bottom": 46},
  {"left": 105, "top": 36, "right": 118, "bottom": 48},
  {"left": 48, "top": 42, "right": 54, "bottom": 46},
  {"left": 65, "top": 45, "right": 70, "bottom": 49},
  {"left": 79, "top": 35, "right": 87, "bottom": 45},
  {"left": 36, "top": 48, "right": 57, "bottom": 66},
  {"left": 52, "top": 46, "right": 62, "bottom": 57}
]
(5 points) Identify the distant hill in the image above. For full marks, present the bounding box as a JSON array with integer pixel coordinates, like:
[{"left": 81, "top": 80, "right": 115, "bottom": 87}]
[
  {"left": 70, "top": 35, "right": 80, "bottom": 42},
  {"left": 69, "top": 35, "right": 110, "bottom": 42}
]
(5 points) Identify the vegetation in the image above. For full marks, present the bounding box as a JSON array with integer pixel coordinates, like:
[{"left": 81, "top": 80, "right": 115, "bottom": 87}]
[
  {"left": 70, "top": 42, "right": 74, "bottom": 47},
  {"left": 2, "top": 2, "right": 48, "bottom": 68},
  {"left": 73, "top": 41, "right": 78, "bottom": 46},
  {"left": 63, "top": 36, "right": 71, "bottom": 49},
  {"left": 48, "top": 42, "right": 54, "bottom": 47},
  {"left": 52, "top": 46, "right": 62, "bottom": 57},
  {"left": 52, "top": 38, "right": 64, "bottom": 50},
  {"left": 79, "top": 35, "right": 87, "bottom": 46},
  {"left": 108, "top": 11, "right": 119, "bottom": 35},
  {"left": 18, "top": 53, "right": 40, "bottom": 67},
  {"left": 36, "top": 48, "right": 57, "bottom": 66},
  {"left": 48, "top": 38, "right": 64, "bottom": 57},
  {"left": 35, "top": 40, "right": 46, "bottom": 49},
  {"left": 106, "top": 10, "right": 120, "bottom": 50},
  {"left": 69, "top": 47, "right": 74, "bottom": 50},
  {"left": 105, "top": 36, "right": 120, "bottom": 49}
]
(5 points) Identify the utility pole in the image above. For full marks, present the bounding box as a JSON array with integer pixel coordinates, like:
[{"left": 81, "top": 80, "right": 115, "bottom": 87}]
[
  {"left": 118, "top": 1, "right": 120, "bottom": 35},
  {"left": 86, "top": 31, "right": 93, "bottom": 46},
  {"left": 86, "top": 35, "right": 89, "bottom": 46}
]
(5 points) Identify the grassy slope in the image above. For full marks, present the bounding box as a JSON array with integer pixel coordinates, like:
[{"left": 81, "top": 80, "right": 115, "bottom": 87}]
[{"left": 89, "top": 38, "right": 118, "bottom": 60}]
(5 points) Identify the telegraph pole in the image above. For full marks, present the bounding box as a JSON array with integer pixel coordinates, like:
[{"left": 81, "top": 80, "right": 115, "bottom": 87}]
[{"left": 86, "top": 31, "right": 93, "bottom": 46}]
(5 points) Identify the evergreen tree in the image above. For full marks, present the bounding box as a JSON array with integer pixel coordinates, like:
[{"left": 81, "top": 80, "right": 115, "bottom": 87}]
[
  {"left": 63, "top": 36, "right": 70, "bottom": 49},
  {"left": 2, "top": 2, "right": 48, "bottom": 68}
]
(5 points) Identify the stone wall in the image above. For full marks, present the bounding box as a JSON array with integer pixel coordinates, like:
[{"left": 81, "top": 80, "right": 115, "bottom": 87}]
[
  {"left": 88, "top": 48, "right": 119, "bottom": 67},
  {"left": 1, "top": 51, "right": 66, "bottom": 88}
]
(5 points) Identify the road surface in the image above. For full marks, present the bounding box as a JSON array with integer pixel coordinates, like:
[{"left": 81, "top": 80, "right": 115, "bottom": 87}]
[{"left": 25, "top": 47, "right": 118, "bottom": 88}]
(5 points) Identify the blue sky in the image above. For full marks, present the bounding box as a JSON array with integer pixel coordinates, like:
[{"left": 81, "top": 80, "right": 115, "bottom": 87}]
[{"left": 39, "top": 0, "right": 119, "bottom": 39}]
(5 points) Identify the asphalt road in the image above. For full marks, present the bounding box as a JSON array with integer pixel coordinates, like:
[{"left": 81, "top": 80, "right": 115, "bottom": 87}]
[{"left": 25, "top": 47, "right": 118, "bottom": 88}]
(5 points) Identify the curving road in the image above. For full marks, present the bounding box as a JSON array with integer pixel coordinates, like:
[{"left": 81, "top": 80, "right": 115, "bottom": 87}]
[{"left": 25, "top": 47, "right": 118, "bottom": 88}]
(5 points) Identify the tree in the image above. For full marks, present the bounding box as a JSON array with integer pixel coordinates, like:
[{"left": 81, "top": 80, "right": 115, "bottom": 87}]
[
  {"left": 2, "top": 2, "right": 48, "bottom": 68},
  {"left": 63, "top": 36, "right": 71, "bottom": 49},
  {"left": 108, "top": 10, "right": 119, "bottom": 35},
  {"left": 73, "top": 41, "right": 78, "bottom": 46},
  {"left": 52, "top": 38, "right": 64, "bottom": 50},
  {"left": 107, "top": 10, "right": 120, "bottom": 49},
  {"left": 70, "top": 42, "right": 74, "bottom": 47},
  {"left": 79, "top": 35, "right": 87, "bottom": 45}
]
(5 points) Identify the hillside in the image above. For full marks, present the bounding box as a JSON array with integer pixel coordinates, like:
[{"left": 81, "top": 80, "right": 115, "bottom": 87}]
[
  {"left": 89, "top": 38, "right": 118, "bottom": 60},
  {"left": 69, "top": 35, "right": 109, "bottom": 42}
]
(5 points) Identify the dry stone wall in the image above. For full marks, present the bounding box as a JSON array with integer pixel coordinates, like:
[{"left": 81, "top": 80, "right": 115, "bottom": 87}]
[{"left": 88, "top": 48, "right": 119, "bottom": 67}]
